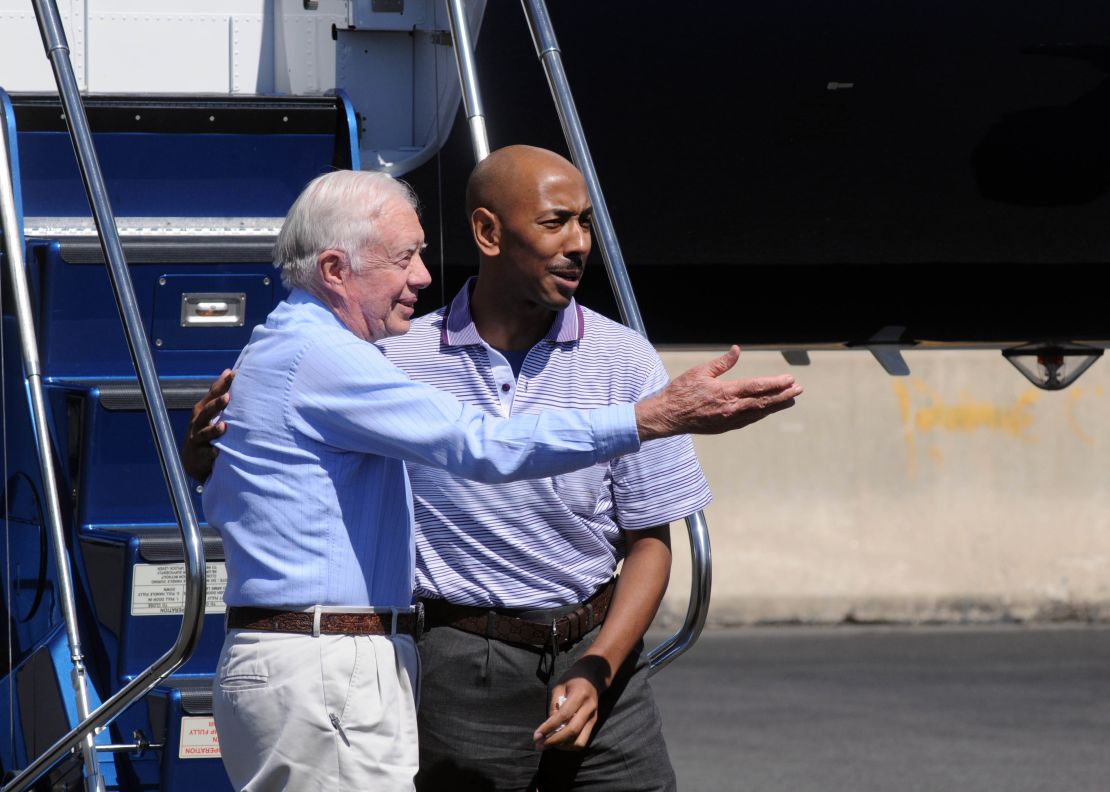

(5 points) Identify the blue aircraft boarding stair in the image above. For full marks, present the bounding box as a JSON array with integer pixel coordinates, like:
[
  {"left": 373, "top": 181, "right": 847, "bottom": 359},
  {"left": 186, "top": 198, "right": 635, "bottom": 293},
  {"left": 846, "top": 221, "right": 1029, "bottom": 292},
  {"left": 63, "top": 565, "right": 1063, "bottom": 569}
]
[{"left": 0, "top": 88, "right": 359, "bottom": 790}]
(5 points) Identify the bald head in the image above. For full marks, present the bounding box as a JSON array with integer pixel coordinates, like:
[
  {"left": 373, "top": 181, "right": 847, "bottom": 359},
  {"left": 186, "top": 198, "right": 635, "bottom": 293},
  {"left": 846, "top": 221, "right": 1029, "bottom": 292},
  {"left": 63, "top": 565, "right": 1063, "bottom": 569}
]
[
  {"left": 465, "top": 144, "right": 593, "bottom": 321},
  {"left": 465, "top": 145, "right": 582, "bottom": 218}
]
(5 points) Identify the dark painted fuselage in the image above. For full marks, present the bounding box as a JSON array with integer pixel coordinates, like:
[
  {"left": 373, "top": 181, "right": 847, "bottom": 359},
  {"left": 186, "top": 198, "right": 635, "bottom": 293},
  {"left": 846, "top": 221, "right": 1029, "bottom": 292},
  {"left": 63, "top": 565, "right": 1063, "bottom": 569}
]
[{"left": 406, "top": 1, "right": 1110, "bottom": 349}]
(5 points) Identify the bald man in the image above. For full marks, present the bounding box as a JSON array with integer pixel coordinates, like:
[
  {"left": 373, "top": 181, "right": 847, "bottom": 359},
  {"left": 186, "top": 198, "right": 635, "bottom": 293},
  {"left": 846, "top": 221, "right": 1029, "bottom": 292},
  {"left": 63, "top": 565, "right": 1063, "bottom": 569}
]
[{"left": 383, "top": 145, "right": 704, "bottom": 791}]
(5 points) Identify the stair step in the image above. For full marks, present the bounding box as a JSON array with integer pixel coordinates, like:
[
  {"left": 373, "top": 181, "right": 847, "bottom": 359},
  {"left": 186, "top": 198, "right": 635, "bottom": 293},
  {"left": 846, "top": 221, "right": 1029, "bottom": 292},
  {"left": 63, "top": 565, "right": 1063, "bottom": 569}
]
[
  {"left": 81, "top": 526, "right": 226, "bottom": 682},
  {"left": 106, "top": 677, "right": 230, "bottom": 792},
  {"left": 149, "top": 678, "right": 231, "bottom": 792},
  {"left": 24, "top": 216, "right": 282, "bottom": 264}
]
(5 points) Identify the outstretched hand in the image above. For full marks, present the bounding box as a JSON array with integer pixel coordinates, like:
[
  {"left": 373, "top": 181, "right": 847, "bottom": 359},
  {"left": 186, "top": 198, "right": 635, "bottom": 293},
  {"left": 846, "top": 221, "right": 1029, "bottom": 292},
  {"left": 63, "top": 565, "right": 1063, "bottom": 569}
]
[
  {"left": 635, "top": 346, "right": 802, "bottom": 441},
  {"left": 180, "top": 369, "right": 235, "bottom": 482}
]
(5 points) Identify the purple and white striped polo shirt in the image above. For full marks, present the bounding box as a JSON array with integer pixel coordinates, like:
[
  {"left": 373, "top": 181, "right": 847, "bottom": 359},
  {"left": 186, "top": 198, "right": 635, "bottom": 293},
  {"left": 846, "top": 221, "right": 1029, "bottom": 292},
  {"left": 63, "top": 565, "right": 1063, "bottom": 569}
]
[{"left": 377, "top": 280, "right": 712, "bottom": 608}]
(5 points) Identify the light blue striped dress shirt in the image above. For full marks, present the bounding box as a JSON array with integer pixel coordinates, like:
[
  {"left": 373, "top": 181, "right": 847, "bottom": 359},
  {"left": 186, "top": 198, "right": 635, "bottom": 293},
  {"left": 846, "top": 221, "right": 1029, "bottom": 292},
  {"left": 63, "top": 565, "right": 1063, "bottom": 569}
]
[{"left": 202, "top": 290, "right": 641, "bottom": 609}]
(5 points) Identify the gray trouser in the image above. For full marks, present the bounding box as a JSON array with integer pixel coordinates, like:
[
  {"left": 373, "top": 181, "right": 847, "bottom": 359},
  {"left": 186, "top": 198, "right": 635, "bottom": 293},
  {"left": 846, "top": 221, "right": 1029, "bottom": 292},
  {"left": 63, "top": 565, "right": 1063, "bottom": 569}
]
[{"left": 415, "top": 621, "right": 676, "bottom": 792}]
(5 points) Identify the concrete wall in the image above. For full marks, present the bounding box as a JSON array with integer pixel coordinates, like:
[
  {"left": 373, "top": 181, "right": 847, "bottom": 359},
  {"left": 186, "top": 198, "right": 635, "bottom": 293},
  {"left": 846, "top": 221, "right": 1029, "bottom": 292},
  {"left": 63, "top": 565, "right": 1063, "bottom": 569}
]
[{"left": 650, "top": 348, "right": 1110, "bottom": 628}]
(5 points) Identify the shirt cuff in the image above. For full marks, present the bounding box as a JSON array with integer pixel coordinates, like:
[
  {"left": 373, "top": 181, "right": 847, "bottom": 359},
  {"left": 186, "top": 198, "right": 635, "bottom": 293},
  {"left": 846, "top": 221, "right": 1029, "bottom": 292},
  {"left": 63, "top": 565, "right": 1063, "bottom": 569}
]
[{"left": 592, "top": 403, "right": 641, "bottom": 460}]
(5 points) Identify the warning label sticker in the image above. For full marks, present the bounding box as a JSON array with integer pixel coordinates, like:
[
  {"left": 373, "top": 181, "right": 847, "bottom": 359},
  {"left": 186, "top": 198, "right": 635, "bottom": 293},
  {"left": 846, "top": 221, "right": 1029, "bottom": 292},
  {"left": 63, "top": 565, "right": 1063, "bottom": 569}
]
[
  {"left": 179, "top": 716, "right": 222, "bottom": 759},
  {"left": 131, "top": 562, "right": 227, "bottom": 616}
]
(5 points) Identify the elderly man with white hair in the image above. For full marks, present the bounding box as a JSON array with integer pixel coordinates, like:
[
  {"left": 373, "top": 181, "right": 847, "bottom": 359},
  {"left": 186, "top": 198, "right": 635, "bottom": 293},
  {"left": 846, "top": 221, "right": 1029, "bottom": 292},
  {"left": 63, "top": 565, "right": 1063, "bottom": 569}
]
[{"left": 201, "top": 169, "right": 802, "bottom": 791}]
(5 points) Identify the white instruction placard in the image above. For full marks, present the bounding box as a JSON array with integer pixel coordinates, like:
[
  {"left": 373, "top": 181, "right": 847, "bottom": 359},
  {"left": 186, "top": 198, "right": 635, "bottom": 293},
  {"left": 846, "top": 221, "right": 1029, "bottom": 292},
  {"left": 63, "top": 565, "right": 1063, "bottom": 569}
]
[
  {"left": 179, "top": 716, "right": 222, "bottom": 759},
  {"left": 131, "top": 562, "right": 227, "bottom": 616}
]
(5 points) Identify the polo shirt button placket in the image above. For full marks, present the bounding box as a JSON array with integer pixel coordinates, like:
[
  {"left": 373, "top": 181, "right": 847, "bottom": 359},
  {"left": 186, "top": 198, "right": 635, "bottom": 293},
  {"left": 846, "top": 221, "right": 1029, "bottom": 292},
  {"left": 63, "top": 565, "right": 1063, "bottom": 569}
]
[{"left": 496, "top": 378, "right": 514, "bottom": 416}]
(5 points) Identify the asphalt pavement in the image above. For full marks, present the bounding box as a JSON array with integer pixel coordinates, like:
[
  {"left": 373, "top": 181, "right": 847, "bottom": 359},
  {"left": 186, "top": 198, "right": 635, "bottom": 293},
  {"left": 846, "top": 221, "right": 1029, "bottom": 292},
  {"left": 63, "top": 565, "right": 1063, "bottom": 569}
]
[{"left": 647, "top": 624, "right": 1110, "bottom": 792}]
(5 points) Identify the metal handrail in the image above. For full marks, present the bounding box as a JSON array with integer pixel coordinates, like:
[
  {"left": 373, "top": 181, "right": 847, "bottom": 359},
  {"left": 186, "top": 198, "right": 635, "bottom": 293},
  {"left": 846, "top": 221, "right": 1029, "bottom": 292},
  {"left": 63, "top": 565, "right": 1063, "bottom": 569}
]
[
  {"left": 446, "top": 0, "right": 490, "bottom": 163},
  {"left": 645, "top": 511, "right": 712, "bottom": 671},
  {"left": 2, "top": 3, "right": 207, "bottom": 789},
  {"left": 447, "top": 0, "right": 713, "bottom": 674},
  {"left": 519, "top": 0, "right": 712, "bottom": 673},
  {"left": 1, "top": 86, "right": 104, "bottom": 792}
]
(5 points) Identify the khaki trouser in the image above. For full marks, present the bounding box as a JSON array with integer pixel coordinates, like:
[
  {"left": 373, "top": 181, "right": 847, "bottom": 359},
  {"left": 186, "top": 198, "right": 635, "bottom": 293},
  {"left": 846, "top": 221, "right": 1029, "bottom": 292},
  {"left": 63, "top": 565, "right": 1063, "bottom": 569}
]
[{"left": 213, "top": 628, "right": 420, "bottom": 791}]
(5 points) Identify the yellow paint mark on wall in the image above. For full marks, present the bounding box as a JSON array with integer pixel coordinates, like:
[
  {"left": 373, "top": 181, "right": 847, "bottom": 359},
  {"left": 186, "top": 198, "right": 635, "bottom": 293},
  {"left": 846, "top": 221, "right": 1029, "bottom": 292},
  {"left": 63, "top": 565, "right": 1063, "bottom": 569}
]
[
  {"left": 913, "top": 389, "right": 1039, "bottom": 437},
  {"left": 891, "top": 379, "right": 1042, "bottom": 478},
  {"left": 891, "top": 381, "right": 917, "bottom": 479}
]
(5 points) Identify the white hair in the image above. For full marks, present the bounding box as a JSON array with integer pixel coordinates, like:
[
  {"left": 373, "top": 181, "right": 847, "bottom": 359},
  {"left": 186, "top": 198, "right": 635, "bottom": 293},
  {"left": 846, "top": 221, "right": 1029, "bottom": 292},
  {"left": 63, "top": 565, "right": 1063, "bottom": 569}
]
[{"left": 273, "top": 169, "right": 420, "bottom": 291}]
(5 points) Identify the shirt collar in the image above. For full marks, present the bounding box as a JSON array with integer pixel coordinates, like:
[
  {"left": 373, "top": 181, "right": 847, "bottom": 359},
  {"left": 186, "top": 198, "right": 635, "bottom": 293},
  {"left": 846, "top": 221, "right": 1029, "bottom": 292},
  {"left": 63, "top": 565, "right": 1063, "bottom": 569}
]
[
  {"left": 440, "top": 277, "right": 584, "bottom": 347},
  {"left": 288, "top": 287, "right": 321, "bottom": 308},
  {"left": 287, "top": 288, "right": 347, "bottom": 329}
]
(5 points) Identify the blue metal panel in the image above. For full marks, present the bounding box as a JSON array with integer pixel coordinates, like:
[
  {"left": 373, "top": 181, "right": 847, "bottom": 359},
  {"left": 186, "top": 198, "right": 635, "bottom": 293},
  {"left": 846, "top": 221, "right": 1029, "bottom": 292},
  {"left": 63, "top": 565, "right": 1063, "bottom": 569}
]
[
  {"left": 0, "top": 320, "right": 64, "bottom": 665},
  {"left": 151, "top": 273, "right": 275, "bottom": 352},
  {"left": 17, "top": 131, "right": 338, "bottom": 218},
  {"left": 34, "top": 243, "right": 287, "bottom": 378},
  {"left": 0, "top": 672, "right": 29, "bottom": 778}
]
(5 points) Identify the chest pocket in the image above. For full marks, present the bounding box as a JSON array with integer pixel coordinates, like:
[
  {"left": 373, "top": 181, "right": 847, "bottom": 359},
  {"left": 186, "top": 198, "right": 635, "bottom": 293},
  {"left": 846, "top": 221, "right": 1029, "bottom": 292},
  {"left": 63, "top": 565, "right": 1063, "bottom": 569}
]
[{"left": 551, "top": 463, "right": 611, "bottom": 518}]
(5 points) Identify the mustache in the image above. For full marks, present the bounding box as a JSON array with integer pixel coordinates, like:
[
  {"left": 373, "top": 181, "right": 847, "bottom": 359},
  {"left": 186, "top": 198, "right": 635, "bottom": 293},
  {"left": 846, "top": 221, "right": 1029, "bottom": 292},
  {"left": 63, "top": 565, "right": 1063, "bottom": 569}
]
[{"left": 549, "top": 256, "right": 584, "bottom": 272}]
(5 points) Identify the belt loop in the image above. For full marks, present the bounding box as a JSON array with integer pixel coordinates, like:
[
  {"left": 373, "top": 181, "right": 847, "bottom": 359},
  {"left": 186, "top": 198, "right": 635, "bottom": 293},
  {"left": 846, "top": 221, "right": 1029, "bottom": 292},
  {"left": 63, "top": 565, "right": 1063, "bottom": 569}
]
[
  {"left": 415, "top": 602, "right": 425, "bottom": 640},
  {"left": 390, "top": 607, "right": 399, "bottom": 636},
  {"left": 312, "top": 605, "right": 322, "bottom": 638},
  {"left": 486, "top": 611, "right": 497, "bottom": 639},
  {"left": 585, "top": 602, "right": 595, "bottom": 633}
]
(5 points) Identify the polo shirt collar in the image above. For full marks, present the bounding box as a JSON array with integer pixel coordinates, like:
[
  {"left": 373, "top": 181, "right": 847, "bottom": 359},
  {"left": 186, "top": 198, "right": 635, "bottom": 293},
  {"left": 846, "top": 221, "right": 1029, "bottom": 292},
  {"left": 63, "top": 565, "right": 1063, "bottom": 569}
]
[{"left": 440, "top": 277, "right": 584, "bottom": 347}]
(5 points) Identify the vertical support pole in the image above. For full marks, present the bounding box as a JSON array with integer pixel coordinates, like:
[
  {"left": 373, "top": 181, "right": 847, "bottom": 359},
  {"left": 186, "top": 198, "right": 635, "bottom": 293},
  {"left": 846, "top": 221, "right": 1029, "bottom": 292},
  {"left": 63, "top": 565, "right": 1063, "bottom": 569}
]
[
  {"left": 445, "top": 0, "right": 491, "bottom": 162},
  {"left": 519, "top": 0, "right": 712, "bottom": 674},
  {"left": 520, "top": 0, "right": 645, "bottom": 334}
]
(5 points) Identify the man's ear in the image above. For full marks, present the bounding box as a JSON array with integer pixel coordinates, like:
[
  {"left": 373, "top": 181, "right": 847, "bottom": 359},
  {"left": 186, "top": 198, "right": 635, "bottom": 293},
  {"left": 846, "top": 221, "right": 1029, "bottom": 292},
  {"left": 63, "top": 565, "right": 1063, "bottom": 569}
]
[
  {"left": 317, "top": 249, "right": 349, "bottom": 290},
  {"left": 471, "top": 208, "right": 501, "bottom": 256}
]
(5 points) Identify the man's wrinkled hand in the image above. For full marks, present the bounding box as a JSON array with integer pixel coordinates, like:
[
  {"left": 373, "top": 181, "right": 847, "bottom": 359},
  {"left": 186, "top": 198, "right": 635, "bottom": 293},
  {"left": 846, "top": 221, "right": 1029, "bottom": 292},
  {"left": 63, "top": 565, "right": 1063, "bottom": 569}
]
[
  {"left": 635, "top": 346, "right": 802, "bottom": 441},
  {"left": 180, "top": 369, "right": 235, "bottom": 482}
]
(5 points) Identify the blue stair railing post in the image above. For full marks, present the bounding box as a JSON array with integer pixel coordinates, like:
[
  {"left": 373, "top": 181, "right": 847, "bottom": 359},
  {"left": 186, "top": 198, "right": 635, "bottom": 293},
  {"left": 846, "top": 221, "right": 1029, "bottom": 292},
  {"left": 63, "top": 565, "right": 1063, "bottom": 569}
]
[{"left": 2, "top": 2, "right": 207, "bottom": 789}]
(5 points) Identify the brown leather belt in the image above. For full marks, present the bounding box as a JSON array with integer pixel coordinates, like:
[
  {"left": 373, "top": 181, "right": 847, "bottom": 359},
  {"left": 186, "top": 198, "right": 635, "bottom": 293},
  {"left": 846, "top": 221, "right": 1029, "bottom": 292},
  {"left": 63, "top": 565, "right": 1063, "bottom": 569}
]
[
  {"left": 226, "top": 606, "right": 422, "bottom": 637},
  {"left": 420, "top": 578, "right": 616, "bottom": 650}
]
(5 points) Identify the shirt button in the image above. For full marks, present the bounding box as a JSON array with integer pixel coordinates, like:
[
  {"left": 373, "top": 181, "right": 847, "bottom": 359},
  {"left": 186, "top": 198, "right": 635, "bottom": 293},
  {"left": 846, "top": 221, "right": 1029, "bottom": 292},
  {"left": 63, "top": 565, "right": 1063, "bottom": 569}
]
[{"left": 501, "top": 383, "right": 511, "bottom": 393}]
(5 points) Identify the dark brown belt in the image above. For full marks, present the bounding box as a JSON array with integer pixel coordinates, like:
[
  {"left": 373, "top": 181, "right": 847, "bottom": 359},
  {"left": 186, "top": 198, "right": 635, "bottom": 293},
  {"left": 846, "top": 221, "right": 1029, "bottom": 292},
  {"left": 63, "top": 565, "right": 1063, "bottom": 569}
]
[
  {"left": 420, "top": 578, "right": 617, "bottom": 650},
  {"left": 226, "top": 606, "right": 422, "bottom": 637}
]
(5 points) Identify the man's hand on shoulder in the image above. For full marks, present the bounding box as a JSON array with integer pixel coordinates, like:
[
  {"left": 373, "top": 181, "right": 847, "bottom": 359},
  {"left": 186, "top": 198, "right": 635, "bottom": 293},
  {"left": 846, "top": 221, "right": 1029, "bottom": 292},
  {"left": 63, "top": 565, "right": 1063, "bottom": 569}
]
[
  {"left": 181, "top": 369, "right": 235, "bottom": 482},
  {"left": 635, "top": 346, "right": 802, "bottom": 441}
]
